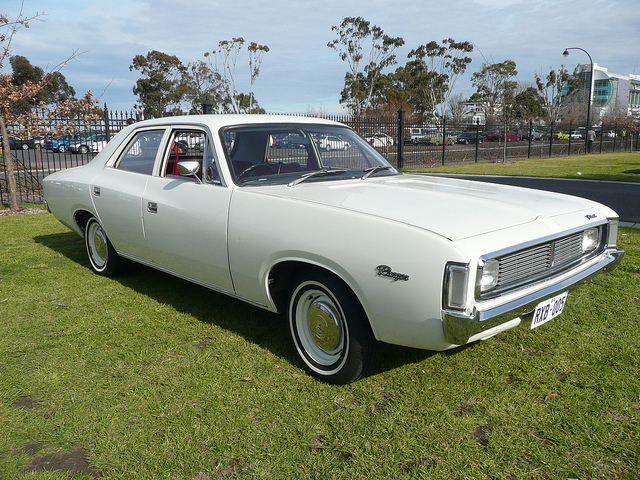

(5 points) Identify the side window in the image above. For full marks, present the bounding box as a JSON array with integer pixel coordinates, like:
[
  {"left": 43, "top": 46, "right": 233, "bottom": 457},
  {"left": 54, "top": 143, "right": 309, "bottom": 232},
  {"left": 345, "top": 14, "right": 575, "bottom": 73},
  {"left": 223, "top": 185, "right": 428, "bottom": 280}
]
[
  {"left": 163, "top": 130, "right": 222, "bottom": 185},
  {"left": 116, "top": 130, "right": 164, "bottom": 175}
]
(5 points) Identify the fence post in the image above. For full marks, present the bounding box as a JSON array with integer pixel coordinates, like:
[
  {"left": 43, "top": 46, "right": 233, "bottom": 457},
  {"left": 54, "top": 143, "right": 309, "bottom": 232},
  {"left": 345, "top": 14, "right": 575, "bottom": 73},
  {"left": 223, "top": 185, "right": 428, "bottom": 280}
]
[
  {"left": 599, "top": 124, "right": 604, "bottom": 153},
  {"left": 103, "top": 104, "right": 111, "bottom": 142},
  {"left": 397, "top": 108, "right": 405, "bottom": 170},
  {"left": 475, "top": 120, "right": 480, "bottom": 163},
  {"left": 441, "top": 117, "right": 446, "bottom": 166},
  {"left": 567, "top": 120, "right": 573, "bottom": 156},
  {"left": 527, "top": 119, "right": 532, "bottom": 158},
  {"left": 549, "top": 122, "right": 554, "bottom": 158}
]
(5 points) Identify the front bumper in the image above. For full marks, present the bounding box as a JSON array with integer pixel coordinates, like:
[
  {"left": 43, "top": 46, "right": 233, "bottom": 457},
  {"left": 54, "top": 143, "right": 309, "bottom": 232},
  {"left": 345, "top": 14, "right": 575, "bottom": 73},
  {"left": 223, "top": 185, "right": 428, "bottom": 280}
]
[{"left": 443, "top": 247, "right": 625, "bottom": 345}]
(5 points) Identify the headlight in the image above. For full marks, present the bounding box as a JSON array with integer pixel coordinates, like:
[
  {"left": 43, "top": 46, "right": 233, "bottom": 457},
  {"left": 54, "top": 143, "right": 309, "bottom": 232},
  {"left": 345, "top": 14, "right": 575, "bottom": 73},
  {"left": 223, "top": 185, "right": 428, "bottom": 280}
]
[
  {"left": 444, "top": 263, "right": 469, "bottom": 310},
  {"left": 582, "top": 227, "right": 599, "bottom": 253},
  {"left": 477, "top": 258, "right": 499, "bottom": 293}
]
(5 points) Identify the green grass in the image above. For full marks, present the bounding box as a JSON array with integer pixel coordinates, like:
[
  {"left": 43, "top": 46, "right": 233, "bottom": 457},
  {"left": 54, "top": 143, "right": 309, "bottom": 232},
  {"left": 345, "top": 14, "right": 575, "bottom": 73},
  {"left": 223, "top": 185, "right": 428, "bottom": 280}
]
[
  {"left": 1, "top": 214, "right": 639, "bottom": 479},
  {"left": 405, "top": 151, "right": 640, "bottom": 183}
]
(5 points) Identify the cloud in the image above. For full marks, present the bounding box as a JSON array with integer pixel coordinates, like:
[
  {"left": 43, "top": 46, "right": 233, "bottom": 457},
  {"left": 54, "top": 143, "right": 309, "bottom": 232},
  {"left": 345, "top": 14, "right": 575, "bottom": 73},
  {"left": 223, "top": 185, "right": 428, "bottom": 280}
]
[{"left": 3, "top": 0, "right": 639, "bottom": 112}]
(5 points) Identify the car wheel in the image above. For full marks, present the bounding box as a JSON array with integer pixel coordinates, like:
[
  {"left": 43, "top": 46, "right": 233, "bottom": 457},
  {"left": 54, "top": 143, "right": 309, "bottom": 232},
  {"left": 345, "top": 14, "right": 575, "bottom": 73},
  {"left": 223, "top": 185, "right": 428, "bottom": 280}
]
[
  {"left": 85, "top": 217, "right": 125, "bottom": 276},
  {"left": 58, "top": 145, "right": 66, "bottom": 153},
  {"left": 79, "top": 145, "right": 89, "bottom": 154},
  {"left": 22, "top": 143, "right": 29, "bottom": 150},
  {"left": 287, "top": 271, "right": 378, "bottom": 384}
]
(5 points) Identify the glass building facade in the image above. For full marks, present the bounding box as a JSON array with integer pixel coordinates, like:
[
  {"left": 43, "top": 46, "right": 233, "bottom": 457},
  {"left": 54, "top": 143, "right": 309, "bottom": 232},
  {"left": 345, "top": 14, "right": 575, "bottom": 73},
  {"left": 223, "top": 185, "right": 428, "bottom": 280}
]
[{"left": 562, "top": 63, "right": 640, "bottom": 119}]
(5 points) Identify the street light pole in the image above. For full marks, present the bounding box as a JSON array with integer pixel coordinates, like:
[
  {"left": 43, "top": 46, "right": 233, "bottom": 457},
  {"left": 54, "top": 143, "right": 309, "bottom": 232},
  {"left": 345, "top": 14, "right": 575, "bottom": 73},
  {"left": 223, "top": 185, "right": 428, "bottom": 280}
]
[{"left": 563, "top": 47, "right": 593, "bottom": 153}]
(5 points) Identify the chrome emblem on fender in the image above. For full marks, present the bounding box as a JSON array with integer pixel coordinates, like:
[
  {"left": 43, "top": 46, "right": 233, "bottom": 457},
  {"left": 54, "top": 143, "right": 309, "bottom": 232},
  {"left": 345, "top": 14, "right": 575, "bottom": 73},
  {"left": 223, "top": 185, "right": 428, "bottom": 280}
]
[{"left": 376, "top": 265, "right": 409, "bottom": 282}]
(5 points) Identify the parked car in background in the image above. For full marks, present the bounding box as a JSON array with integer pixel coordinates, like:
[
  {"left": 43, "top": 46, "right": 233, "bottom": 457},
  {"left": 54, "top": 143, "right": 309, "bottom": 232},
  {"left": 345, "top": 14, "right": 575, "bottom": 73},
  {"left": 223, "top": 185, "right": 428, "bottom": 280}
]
[
  {"left": 456, "top": 132, "right": 484, "bottom": 145},
  {"left": 446, "top": 132, "right": 460, "bottom": 144},
  {"left": 91, "top": 136, "right": 109, "bottom": 153},
  {"left": 424, "top": 132, "right": 447, "bottom": 145},
  {"left": 318, "top": 134, "right": 350, "bottom": 150},
  {"left": 522, "top": 130, "right": 543, "bottom": 141},
  {"left": 7, "top": 136, "right": 36, "bottom": 150},
  {"left": 45, "top": 134, "right": 76, "bottom": 153},
  {"left": 68, "top": 134, "right": 108, "bottom": 154},
  {"left": 571, "top": 130, "right": 585, "bottom": 140},
  {"left": 1, "top": 136, "right": 36, "bottom": 150},
  {"left": 274, "top": 133, "right": 306, "bottom": 149},
  {"left": 499, "top": 131, "right": 521, "bottom": 142},
  {"left": 553, "top": 132, "right": 570, "bottom": 140},
  {"left": 43, "top": 115, "right": 624, "bottom": 384},
  {"left": 364, "top": 133, "right": 394, "bottom": 147},
  {"left": 409, "top": 128, "right": 437, "bottom": 144}
]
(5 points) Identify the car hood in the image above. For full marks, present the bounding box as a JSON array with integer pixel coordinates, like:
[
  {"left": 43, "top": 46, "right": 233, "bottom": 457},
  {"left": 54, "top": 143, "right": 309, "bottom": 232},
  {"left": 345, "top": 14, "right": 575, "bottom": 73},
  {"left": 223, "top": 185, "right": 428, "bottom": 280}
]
[{"left": 258, "top": 174, "right": 611, "bottom": 241}]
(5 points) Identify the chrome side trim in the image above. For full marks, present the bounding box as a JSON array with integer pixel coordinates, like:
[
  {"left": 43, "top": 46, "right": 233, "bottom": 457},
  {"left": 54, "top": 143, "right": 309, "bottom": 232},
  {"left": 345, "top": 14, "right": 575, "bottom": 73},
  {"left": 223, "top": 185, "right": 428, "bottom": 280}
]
[{"left": 443, "top": 247, "right": 624, "bottom": 345}]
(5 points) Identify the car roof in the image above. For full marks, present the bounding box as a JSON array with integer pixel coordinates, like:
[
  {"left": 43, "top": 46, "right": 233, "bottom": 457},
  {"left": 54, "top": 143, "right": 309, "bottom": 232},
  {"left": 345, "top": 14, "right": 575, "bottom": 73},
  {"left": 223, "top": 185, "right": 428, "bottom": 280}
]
[{"left": 128, "top": 114, "right": 345, "bottom": 131}]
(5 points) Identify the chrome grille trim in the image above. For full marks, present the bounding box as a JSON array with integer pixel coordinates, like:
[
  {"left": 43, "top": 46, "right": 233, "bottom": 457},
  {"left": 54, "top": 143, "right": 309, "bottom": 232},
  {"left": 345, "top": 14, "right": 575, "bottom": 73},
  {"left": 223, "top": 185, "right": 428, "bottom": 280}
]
[{"left": 478, "top": 227, "right": 605, "bottom": 300}]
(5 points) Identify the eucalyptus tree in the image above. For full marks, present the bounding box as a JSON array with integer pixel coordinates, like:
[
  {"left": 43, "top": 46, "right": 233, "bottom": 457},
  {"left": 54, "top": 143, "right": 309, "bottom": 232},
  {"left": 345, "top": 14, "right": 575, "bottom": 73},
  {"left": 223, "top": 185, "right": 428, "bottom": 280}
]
[
  {"left": 328, "top": 16, "right": 404, "bottom": 117},
  {"left": 130, "top": 50, "right": 187, "bottom": 118},
  {"left": 399, "top": 39, "right": 473, "bottom": 121}
]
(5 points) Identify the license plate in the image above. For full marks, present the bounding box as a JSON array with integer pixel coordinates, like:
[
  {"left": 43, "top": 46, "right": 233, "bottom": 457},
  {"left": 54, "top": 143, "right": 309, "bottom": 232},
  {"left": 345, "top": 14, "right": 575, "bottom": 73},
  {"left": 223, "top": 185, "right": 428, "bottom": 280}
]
[{"left": 531, "top": 292, "right": 568, "bottom": 329}]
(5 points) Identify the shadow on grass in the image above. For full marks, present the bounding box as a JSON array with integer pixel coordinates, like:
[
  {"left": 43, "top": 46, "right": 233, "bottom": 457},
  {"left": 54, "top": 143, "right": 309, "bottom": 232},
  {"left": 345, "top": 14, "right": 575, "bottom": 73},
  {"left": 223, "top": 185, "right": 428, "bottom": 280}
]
[{"left": 34, "top": 231, "right": 468, "bottom": 380}]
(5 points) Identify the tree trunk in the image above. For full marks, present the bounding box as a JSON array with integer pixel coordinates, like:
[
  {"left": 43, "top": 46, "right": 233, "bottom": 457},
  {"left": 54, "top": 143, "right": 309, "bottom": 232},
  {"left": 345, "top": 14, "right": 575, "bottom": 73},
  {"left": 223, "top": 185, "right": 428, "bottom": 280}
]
[{"left": 0, "top": 115, "right": 20, "bottom": 212}]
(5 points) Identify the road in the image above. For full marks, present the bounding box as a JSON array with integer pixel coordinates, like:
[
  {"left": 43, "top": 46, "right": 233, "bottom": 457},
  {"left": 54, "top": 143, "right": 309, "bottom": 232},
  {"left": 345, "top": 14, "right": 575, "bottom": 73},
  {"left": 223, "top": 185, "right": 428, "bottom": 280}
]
[{"left": 437, "top": 174, "right": 640, "bottom": 224}]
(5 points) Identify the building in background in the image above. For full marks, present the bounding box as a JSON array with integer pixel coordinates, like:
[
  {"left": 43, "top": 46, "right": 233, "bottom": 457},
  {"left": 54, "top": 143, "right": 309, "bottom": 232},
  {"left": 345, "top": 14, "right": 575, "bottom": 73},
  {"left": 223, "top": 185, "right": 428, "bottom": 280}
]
[{"left": 566, "top": 64, "right": 640, "bottom": 122}]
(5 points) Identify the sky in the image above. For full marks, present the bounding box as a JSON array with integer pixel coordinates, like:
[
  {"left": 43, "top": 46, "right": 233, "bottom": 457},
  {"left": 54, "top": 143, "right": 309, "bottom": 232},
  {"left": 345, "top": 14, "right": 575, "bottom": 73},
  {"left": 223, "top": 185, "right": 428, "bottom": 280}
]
[{"left": 3, "top": 0, "right": 639, "bottom": 114}]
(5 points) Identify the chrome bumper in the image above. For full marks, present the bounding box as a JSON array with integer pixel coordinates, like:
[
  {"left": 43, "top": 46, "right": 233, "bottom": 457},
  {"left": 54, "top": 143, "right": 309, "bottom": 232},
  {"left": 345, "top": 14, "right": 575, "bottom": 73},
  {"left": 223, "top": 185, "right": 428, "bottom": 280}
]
[{"left": 443, "top": 248, "right": 625, "bottom": 345}]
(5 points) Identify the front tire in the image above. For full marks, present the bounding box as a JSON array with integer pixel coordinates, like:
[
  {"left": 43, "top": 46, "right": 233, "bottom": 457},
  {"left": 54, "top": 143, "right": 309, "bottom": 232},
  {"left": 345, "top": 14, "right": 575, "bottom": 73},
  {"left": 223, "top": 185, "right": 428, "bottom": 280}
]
[
  {"left": 287, "top": 272, "right": 378, "bottom": 384},
  {"left": 85, "top": 217, "right": 125, "bottom": 276}
]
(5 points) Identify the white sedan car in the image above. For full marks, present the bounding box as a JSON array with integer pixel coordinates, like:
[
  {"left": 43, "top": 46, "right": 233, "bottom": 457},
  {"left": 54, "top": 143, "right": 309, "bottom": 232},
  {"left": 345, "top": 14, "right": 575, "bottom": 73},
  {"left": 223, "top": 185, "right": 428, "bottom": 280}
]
[
  {"left": 364, "top": 133, "right": 394, "bottom": 147},
  {"left": 318, "top": 134, "right": 350, "bottom": 151},
  {"left": 43, "top": 115, "right": 624, "bottom": 384}
]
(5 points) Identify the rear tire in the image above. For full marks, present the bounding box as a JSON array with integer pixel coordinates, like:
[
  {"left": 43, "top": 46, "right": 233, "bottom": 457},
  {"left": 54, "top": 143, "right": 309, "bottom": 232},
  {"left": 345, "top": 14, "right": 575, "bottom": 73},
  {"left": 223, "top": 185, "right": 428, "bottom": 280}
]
[
  {"left": 85, "top": 217, "right": 125, "bottom": 276},
  {"left": 287, "top": 271, "right": 378, "bottom": 384}
]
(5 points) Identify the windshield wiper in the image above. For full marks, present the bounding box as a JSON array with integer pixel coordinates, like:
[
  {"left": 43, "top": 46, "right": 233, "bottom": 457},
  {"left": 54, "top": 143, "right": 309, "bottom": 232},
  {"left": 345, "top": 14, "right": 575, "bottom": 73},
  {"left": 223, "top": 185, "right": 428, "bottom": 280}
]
[
  {"left": 288, "top": 169, "right": 348, "bottom": 187},
  {"left": 361, "top": 165, "right": 392, "bottom": 180}
]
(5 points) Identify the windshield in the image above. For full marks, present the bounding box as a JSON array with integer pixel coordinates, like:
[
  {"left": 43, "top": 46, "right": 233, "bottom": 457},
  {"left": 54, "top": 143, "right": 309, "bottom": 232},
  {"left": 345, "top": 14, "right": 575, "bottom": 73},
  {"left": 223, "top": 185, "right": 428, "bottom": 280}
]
[{"left": 220, "top": 124, "right": 399, "bottom": 185}]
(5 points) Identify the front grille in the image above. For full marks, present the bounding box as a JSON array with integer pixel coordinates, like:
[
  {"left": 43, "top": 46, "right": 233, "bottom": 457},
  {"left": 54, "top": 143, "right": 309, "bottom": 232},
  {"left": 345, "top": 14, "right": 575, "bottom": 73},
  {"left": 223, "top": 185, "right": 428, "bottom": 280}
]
[{"left": 481, "top": 228, "right": 605, "bottom": 298}]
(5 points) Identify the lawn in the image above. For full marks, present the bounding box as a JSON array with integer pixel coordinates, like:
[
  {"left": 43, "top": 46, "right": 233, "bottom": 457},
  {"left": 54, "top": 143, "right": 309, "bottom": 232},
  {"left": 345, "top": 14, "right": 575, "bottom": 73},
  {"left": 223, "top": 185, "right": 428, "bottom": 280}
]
[
  {"left": 1, "top": 213, "right": 639, "bottom": 479},
  {"left": 405, "top": 151, "right": 640, "bottom": 183}
]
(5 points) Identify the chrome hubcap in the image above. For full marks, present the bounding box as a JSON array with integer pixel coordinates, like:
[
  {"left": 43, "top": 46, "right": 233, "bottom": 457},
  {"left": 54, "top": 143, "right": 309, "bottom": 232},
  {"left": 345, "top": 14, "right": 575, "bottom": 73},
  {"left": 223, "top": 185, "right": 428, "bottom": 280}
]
[
  {"left": 307, "top": 299, "right": 341, "bottom": 351},
  {"left": 293, "top": 286, "right": 346, "bottom": 370},
  {"left": 89, "top": 223, "right": 107, "bottom": 267}
]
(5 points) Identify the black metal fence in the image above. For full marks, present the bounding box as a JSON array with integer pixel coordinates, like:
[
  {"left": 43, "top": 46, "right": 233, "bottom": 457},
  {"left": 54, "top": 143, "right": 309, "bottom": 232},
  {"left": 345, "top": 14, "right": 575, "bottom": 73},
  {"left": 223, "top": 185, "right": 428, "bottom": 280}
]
[{"left": 2, "top": 107, "right": 639, "bottom": 205}]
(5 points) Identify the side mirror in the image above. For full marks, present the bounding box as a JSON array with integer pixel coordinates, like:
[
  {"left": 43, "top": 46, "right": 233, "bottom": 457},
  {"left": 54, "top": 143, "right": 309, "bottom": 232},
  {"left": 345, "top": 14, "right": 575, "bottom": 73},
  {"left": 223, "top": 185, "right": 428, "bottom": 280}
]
[{"left": 177, "top": 161, "right": 202, "bottom": 183}]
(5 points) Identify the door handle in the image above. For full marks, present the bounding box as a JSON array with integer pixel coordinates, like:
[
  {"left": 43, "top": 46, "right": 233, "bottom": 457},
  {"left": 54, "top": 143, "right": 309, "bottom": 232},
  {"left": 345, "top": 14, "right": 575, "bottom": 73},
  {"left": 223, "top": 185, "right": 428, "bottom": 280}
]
[
  {"left": 93, "top": 186, "right": 100, "bottom": 196},
  {"left": 147, "top": 202, "right": 158, "bottom": 214}
]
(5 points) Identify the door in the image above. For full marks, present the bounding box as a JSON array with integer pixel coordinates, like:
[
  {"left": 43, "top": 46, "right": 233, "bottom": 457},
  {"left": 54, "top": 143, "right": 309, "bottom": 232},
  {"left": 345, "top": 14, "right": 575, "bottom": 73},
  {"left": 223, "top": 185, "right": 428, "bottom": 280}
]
[
  {"left": 141, "top": 128, "right": 234, "bottom": 294},
  {"left": 90, "top": 128, "right": 167, "bottom": 260}
]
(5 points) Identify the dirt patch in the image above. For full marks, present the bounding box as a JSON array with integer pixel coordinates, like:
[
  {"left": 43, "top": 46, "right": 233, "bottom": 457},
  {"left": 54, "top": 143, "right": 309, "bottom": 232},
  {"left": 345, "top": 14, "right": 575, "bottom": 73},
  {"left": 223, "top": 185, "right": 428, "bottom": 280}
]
[
  {"left": 22, "top": 445, "right": 102, "bottom": 478},
  {"left": 14, "top": 441, "right": 45, "bottom": 456},
  {"left": 0, "top": 207, "right": 47, "bottom": 216},
  {"left": 12, "top": 396, "right": 40, "bottom": 409}
]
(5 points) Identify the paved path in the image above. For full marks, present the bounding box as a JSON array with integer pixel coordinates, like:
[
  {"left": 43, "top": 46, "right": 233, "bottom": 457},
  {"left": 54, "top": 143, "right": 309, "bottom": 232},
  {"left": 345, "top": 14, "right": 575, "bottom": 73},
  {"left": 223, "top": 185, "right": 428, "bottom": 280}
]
[{"left": 434, "top": 175, "right": 640, "bottom": 227}]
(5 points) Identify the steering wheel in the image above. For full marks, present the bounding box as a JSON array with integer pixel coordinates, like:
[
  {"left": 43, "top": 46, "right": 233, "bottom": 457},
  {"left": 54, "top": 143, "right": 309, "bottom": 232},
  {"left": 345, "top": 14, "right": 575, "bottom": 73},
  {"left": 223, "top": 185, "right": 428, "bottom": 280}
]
[{"left": 238, "top": 163, "right": 276, "bottom": 180}]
